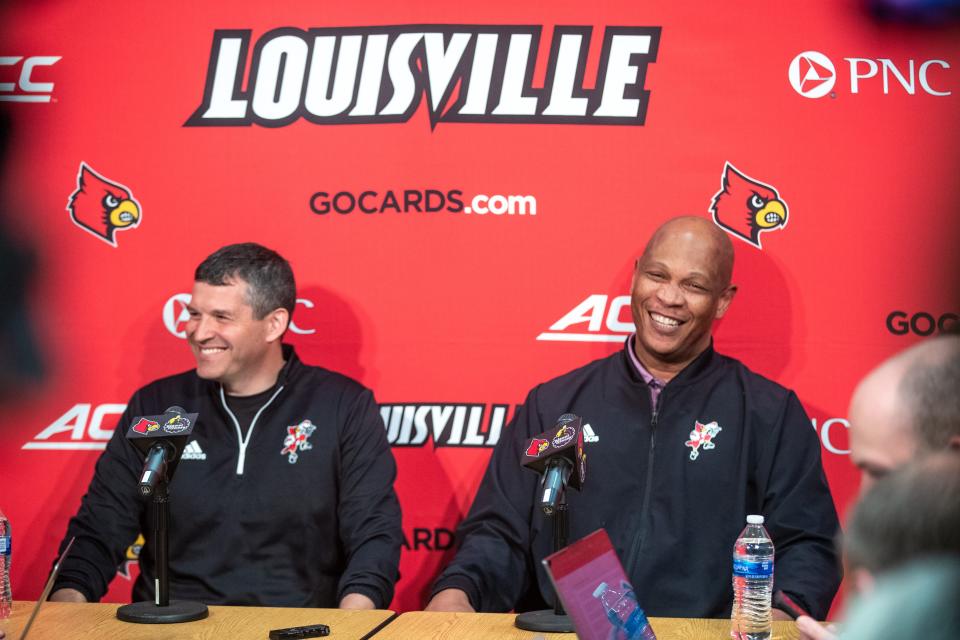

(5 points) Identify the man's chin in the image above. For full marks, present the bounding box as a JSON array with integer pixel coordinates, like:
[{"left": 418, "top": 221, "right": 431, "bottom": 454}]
[{"left": 195, "top": 366, "right": 224, "bottom": 382}]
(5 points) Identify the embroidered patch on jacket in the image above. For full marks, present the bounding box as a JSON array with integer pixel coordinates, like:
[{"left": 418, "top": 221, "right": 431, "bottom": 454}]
[
  {"left": 685, "top": 420, "right": 722, "bottom": 460},
  {"left": 281, "top": 419, "right": 316, "bottom": 464}
]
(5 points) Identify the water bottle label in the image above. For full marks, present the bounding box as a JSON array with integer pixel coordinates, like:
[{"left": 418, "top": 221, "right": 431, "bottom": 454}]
[
  {"left": 733, "top": 558, "right": 773, "bottom": 579},
  {"left": 0, "top": 535, "right": 9, "bottom": 555}
]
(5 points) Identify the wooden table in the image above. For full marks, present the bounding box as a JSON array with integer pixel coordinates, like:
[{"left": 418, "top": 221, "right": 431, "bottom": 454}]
[
  {"left": 0, "top": 603, "right": 807, "bottom": 639},
  {"left": 0, "top": 601, "right": 395, "bottom": 640},
  {"left": 371, "top": 612, "right": 802, "bottom": 639}
]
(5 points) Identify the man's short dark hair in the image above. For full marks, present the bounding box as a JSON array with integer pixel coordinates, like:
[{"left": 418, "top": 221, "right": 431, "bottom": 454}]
[
  {"left": 899, "top": 335, "right": 960, "bottom": 451},
  {"left": 194, "top": 243, "right": 295, "bottom": 319},
  {"left": 844, "top": 453, "right": 960, "bottom": 575}
]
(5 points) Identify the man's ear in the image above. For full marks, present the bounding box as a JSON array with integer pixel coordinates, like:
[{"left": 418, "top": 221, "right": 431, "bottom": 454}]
[
  {"left": 265, "top": 308, "right": 290, "bottom": 342},
  {"left": 715, "top": 285, "right": 738, "bottom": 319}
]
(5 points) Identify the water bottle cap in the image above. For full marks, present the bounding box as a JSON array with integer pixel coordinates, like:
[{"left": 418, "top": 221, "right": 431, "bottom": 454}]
[
  {"left": 746, "top": 514, "right": 765, "bottom": 524},
  {"left": 592, "top": 582, "right": 609, "bottom": 598}
]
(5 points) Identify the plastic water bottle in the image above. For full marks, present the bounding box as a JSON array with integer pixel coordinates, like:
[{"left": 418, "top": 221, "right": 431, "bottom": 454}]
[
  {"left": 731, "top": 514, "right": 774, "bottom": 640},
  {"left": 0, "top": 508, "right": 11, "bottom": 619},
  {"left": 592, "top": 581, "right": 657, "bottom": 640}
]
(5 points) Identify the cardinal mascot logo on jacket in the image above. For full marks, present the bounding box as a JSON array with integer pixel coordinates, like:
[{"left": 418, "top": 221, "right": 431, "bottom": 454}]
[
  {"left": 67, "top": 162, "right": 141, "bottom": 246},
  {"left": 710, "top": 162, "right": 787, "bottom": 248}
]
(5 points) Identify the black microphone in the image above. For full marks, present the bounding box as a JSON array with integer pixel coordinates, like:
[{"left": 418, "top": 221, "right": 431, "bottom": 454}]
[
  {"left": 126, "top": 406, "right": 199, "bottom": 498},
  {"left": 521, "top": 414, "right": 586, "bottom": 515}
]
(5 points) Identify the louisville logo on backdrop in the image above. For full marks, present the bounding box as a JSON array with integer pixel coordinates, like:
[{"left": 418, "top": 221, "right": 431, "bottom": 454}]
[
  {"left": 710, "top": 162, "right": 788, "bottom": 249},
  {"left": 67, "top": 163, "right": 141, "bottom": 246}
]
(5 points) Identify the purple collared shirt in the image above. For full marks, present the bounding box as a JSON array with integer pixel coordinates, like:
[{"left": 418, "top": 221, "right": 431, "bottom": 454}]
[{"left": 627, "top": 334, "right": 665, "bottom": 408}]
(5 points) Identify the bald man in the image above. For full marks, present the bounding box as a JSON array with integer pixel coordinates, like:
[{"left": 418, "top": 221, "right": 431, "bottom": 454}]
[
  {"left": 427, "top": 216, "right": 841, "bottom": 619},
  {"left": 796, "top": 337, "right": 960, "bottom": 640},
  {"left": 848, "top": 334, "right": 960, "bottom": 493}
]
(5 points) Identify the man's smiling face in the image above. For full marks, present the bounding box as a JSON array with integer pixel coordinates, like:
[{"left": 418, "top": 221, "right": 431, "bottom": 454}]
[
  {"left": 185, "top": 279, "right": 274, "bottom": 393},
  {"left": 630, "top": 218, "right": 736, "bottom": 377}
]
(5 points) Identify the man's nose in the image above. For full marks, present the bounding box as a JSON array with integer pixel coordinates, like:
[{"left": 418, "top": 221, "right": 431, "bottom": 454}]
[
  {"left": 655, "top": 281, "right": 683, "bottom": 306},
  {"left": 189, "top": 316, "right": 214, "bottom": 341}
]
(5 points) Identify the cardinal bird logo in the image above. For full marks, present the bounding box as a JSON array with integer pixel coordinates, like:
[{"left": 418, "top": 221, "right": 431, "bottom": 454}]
[
  {"left": 526, "top": 438, "right": 550, "bottom": 457},
  {"left": 281, "top": 419, "right": 316, "bottom": 464},
  {"left": 685, "top": 420, "right": 722, "bottom": 461},
  {"left": 67, "top": 162, "right": 141, "bottom": 246},
  {"left": 131, "top": 418, "right": 160, "bottom": 435},
  {"left": 709, "top": 162, "right": 788, "bottom": 249}
]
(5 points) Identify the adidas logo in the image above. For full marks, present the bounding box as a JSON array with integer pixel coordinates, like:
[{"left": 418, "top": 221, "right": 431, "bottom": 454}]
[
  {"left": 583, "top": 423, "right": 599, "bottom": 443},
  {"left": 181, "top": 440, "right": 207, "bottom": 461}
]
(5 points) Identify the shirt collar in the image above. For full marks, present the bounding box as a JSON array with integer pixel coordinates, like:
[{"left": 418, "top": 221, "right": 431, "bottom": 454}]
[{"left": 626, "top": 334, "right": 665, "bottom": 390}]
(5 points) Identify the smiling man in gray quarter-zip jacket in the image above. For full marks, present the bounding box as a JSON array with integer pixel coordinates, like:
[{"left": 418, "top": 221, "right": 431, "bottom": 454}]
[
  {"left": 50, "top": 243, "right": 401, "bottom": 609},
  {"left": 427, "top": 216, "right": 841, "bottom": 619}
]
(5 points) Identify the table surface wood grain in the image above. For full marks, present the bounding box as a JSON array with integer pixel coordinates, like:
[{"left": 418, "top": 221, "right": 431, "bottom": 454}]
[
  {"left": 372, "top": 611, "right": 802, "bottom": 639},
  {"left": 0, "top": 603, "right": 809, "bottom": 639},
  {"left": 0, "top": 601, "right": 395, "bottom": 640}
]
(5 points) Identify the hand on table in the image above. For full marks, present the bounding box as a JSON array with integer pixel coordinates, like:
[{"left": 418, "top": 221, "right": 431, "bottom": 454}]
[
  {"left": 339, "top": 593, "right": 376, "bottom": 610},
  {"left": 796, "top": 614, "right": 839, "bottom": 640},
  {"left": 424, "top": 588, "right": 475, "bottom": 612}
]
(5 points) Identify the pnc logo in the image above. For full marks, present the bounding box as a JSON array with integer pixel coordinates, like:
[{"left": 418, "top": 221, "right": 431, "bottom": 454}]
[
  {"left": 788, "top": 50, "right": 952, "bottom": 98},
  {"left": 788, "top": 51, "right": 836, "bottom": 99},
  {"left": 163, "top": 293, "right": 317, "bottom": 337}
]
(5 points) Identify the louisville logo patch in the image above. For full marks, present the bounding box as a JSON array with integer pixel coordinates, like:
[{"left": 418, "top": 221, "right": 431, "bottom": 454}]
[
  {"left": 685, "top": 420, "right": 722, "bottom": 460},
  {"left": 710, "top": 162, "right": 788, "bottom": 248},
  {"left": 131, "top": 418, "right": 160, "bottom": 434},
  {"left": 281, "top": 419, "right": 316, "bottom": 464},
  {"left": 67, "top": 162, "right": 141, "bottom": 246},
  {"left": 526, "top": 438, "right": 549, "bottom": 457}
]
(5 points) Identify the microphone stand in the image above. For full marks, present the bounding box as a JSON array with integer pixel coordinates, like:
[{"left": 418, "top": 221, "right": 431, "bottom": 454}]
[
  {"left": 116, "top": 479, "right": 208, "bottom": 623},
  {"left": 514, "top": 492, "right": 575, "bottom": 633}
]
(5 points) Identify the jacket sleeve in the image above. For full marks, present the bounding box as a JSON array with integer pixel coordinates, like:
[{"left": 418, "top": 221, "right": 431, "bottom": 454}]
[
  {"left": 52, "top": 395, "right": 147, "bottom": 602},
  {"left": 430, "top": 388, "right": 543, "bottom": 612},
  {"left": 335, "top": 388, "right": 402, "bottom": 609},
  {"left": 760, "top": 391, "right": 843, "bottom": 619}
]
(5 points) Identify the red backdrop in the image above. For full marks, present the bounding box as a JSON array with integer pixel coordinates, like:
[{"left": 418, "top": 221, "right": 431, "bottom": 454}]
[{"left": 1, "top": 0, "right": 958, "bottom": 615}]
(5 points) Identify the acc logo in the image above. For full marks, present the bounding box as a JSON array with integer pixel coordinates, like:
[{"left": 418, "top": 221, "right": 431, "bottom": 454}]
[
  {"left": 67, "top": 163, "right": 141, "bottom": 247},
  {"left": 131, "top": 418, "right": 160, "bottom": 434},
  {"left": 552, "top": 424, "right": 576, "bottom": 448},
  {"left": 537, "top": 294, "right": 633, "bottom": 343},
  {"left": 0, "top": 55, "right": 60, "bottom": 102},
  {"left": 788, "top": 51, "right": 836, "bottom": 99},
  {"left": 710, "top": 162, "right": 788, "bottom": 249},
  {"left": 281, "top": 419, "right": 316, "bottom": 464},
  {"left": 526, "top": 438, "right": 549, "bottom": 457},
  {"left": 685, "top": 420, "right": 722, "bottom": 461},
  {"left": 163, "top": 415, "right": 190, "bottom": 434}
]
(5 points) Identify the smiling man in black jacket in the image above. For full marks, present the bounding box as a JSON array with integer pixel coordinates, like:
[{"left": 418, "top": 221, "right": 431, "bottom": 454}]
[
  {"left": 427, "top": 216, "right": 841, "bottom": 619},
  {"left": 50, "top": 243, "right": 401, "bottom": 609}
]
